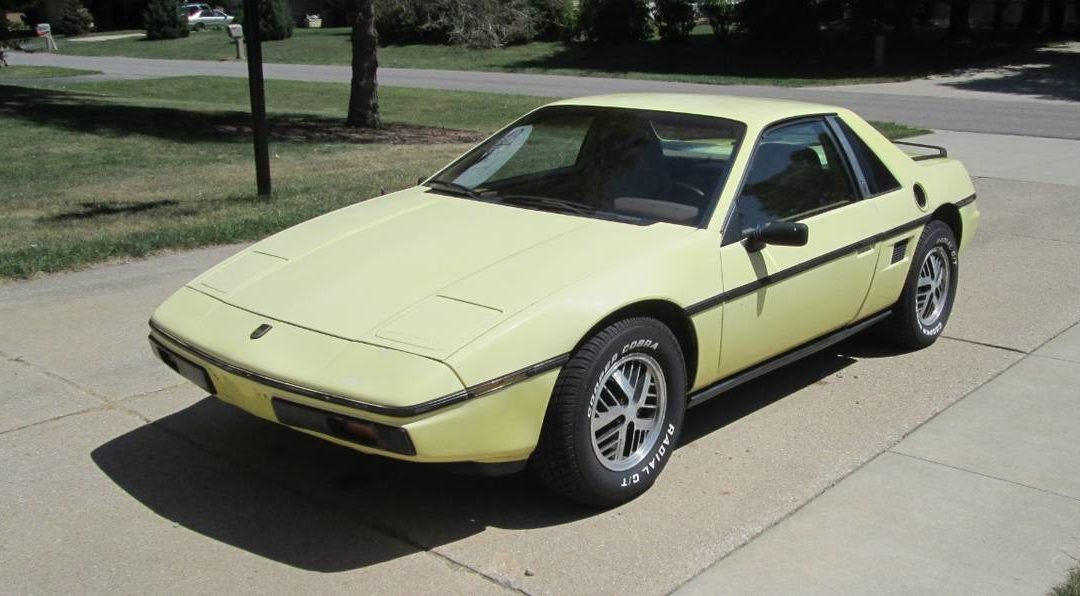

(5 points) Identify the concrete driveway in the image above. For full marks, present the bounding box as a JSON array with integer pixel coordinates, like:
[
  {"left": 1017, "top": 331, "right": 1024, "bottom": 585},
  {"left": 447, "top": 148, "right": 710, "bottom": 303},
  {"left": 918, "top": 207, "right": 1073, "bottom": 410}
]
[{"left": 2, "top": 132, "right": 1079, "bottom": 593}]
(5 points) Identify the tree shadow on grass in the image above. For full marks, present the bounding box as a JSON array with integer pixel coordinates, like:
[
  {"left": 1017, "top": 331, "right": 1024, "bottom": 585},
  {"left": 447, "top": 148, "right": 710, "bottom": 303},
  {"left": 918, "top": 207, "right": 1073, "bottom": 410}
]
[
  {"left": 0, "top": 84, "right": 483, "bottom": 145},
  {"left": 91, "top": 330, "right": 894, "bottom": 572},
  {"left": 42, "top": 200, "right": 179, "bottom": 222}
]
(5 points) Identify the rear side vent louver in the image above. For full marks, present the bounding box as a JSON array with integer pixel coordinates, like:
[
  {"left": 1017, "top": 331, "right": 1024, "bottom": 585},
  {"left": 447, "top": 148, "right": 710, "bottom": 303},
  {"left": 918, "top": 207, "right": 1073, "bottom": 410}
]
[{"left": 891, "top": 240, "right": 909, "bottom": 264}]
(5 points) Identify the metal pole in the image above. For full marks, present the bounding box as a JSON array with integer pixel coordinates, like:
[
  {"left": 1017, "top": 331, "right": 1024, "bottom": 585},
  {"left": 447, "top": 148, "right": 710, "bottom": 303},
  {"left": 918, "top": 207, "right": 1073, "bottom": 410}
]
[{"left": 242, "top": 0, "right": 271, "bottom": 197}]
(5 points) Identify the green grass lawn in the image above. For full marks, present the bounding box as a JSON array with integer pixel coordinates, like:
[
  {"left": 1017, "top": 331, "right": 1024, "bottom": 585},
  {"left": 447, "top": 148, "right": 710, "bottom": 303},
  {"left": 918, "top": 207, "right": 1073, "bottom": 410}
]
[
  {"left": 0, "top": 66, "right": 99, "bottom": 78},
  {"left": 0, "top": 76, "right": 926, "bottom": 279},
  {"left": 59, "top": 26, "right": 923, "bottom": 87},
  {"left": 1051, "top": 565, "right": 1080, "bottom": 596}
]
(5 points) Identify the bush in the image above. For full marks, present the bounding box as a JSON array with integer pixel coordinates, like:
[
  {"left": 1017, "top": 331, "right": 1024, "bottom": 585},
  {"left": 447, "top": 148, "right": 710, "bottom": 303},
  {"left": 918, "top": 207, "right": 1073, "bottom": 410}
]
[
  {"left": 374, "top": 0, "right": 536, "bottom": 48},
  {"left": 530, "top": 0, "right": 577, "bottom": 40},
  {"left": 56, "top": 0, "right": 94, "bottom": 35},
  {"left": 739, "top": 0, "right": 819, "bottom": 50},
  {"left": 698, "top": 0, "right": 737, "bottom": 41},
  {"left": 257, "top": 0, "right": 293, "bottom": 40},
  {"left": 144, "top": 0, "right": 189, "bottom": 39},
  {"left": 579, "top": 0, "right": 652, "bottom": 43},
  {"left": 654, "top": 0, "right": 695, "bottom": 42},
  {"left": 374, "top": 0, "right": 453, "bottom": 44}
]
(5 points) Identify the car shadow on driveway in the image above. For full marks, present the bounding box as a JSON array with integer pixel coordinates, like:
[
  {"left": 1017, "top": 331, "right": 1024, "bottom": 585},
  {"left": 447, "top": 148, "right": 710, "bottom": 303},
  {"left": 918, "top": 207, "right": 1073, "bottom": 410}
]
[{"left": 89, "top": 332, "right": 894, "bottom": 572}]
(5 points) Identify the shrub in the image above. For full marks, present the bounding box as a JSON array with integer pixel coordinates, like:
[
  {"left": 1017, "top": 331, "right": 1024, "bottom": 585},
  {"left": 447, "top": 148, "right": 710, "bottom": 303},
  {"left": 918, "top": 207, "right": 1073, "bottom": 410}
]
[
  {"left": 698, "top": 0, "right": 737, "bottom": 41},
  {"left": 654, "top": 0, "right": 695, "bottom": 42},
  {"left": 374, "top": 0, "right": 536, "bottom": 48},
  {"left": 739, "top": 0, "right": 819, "bottom": 50},
  {"left": 144, "top": 0, "right": 189, "bottom": 39},
  {"left": 257, "top": 0, "right": 293, "bottom": 40},
  {"left": 530, "top": 0, "right": 577, "bottom": 40},
  {"left": 579, "top": 0, "right": 652, "bottom": 43},
  {"left": 56, "top": 0, "right": 94, "bottom": 35}
]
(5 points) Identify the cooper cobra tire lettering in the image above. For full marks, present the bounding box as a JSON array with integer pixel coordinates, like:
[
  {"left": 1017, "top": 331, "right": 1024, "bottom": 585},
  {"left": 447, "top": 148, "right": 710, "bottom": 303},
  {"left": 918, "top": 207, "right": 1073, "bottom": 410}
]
[{"left": 532, "top": 318, "right": 687, "bottom": 507}]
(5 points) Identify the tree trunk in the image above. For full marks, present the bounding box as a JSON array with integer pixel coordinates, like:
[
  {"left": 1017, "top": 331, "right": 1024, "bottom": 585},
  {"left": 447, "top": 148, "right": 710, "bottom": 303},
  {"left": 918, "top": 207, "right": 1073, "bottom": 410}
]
[
  {"left": 1016, "top": 0, "right": 1045, "bottom": 37},
  {"left": 346, "top": 0, "right": 380, "bottom": 129},
  {"left": 948, "top": 0, "right": 971, "bottom": 38}
]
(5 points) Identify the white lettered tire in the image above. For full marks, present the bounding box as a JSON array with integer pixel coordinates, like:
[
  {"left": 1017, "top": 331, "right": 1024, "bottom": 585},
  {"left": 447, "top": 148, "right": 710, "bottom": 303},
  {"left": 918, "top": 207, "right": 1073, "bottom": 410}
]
[{"left": 531, "top": 317, "right": 686, "bottom": 507}]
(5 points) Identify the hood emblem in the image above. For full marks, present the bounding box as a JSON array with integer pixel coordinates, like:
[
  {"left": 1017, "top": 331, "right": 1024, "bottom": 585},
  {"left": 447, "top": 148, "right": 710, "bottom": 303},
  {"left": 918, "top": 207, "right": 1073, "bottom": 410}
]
[{"left": 250, "top": 324, "right": 273, "bottom": 339}]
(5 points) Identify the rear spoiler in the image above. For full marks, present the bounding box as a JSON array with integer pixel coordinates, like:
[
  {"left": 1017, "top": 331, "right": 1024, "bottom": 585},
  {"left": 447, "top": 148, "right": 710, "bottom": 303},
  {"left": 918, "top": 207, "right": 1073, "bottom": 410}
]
[{"left": 893, "top": 141, "right": 948, "bottom": 162}]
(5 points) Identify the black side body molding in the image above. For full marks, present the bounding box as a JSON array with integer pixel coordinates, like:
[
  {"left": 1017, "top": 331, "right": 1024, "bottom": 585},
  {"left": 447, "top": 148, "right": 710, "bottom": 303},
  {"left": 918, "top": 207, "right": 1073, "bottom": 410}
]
[{"left": 687, "top": 310, "right": 891, "bottom": 408}]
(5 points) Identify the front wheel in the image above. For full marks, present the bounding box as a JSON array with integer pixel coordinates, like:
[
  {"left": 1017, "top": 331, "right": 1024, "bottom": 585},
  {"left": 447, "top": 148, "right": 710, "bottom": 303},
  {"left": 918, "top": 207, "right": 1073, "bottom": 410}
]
[
  {"left": 531, "top": 317, "right": 687, "bottom": 507},
  {"left": 884, "top": 220, "right": 959, "bottom": 349}
]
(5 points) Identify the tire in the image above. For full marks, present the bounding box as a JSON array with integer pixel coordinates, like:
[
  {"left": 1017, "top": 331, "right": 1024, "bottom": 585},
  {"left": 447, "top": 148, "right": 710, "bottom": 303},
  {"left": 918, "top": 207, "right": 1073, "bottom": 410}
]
[
  {"left": 884, "top": 220, "right": 959, "bottom": 349},
  {"left": 193, "top": 22, "right": 206, "bottom": 31},
  {"left": 531, "top": 317, "right": 687, "bottom": 507}
]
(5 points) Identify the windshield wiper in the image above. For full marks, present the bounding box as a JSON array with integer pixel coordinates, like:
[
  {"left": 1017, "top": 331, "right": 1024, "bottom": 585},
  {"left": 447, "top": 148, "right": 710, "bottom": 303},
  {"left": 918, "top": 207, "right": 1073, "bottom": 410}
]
[
  {"left": 425, "top": 180, "right": 483, "bottom": 199},
  {"left": 497, "top": 194, "right": 597, "bottom": 216}
]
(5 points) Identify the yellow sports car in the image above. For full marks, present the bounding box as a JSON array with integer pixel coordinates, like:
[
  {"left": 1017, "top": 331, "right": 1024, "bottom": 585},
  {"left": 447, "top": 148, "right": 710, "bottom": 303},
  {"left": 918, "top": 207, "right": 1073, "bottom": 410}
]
[{"left": 149, "top": 94, "right": 978, "bottom": 506}]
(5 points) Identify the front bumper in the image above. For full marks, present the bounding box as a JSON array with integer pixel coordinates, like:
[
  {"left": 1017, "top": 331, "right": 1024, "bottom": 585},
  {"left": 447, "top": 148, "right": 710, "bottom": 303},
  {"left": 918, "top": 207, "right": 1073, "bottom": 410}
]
[{"left": 149, "top": 289, "right": 560, "bottom": 465}]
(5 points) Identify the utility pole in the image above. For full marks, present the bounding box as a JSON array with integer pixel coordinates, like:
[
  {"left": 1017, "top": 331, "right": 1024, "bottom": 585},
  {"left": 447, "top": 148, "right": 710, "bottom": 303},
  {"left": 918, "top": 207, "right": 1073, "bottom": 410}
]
[{"left": 242, "top": 0, "right": 271, "bottom": 197}]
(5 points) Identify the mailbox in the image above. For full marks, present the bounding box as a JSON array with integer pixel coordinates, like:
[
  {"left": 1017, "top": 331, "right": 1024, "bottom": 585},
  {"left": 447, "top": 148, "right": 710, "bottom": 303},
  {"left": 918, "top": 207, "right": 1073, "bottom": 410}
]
[
  {"left": 35, "top": 23, "right": 51, "bottom": 36},
  {"left": 227, "top": 24, "right": 243, "bottom": 39}
]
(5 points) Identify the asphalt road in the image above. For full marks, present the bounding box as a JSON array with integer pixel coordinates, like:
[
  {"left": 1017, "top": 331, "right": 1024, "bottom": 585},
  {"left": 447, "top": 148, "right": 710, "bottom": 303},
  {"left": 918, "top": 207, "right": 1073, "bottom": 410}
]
[
  {"left": 9, "top": 52, "right": 1080, "bottom": 140},
  {"left": 2, "top": 131, "right": 1079, "bottom": 593}
]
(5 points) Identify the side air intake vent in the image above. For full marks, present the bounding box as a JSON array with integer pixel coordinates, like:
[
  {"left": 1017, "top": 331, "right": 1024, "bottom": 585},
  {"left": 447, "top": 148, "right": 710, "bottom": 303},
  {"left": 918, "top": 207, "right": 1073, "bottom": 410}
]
[{"left": 891, "top": 240, "right": 909, "bottom": 264}]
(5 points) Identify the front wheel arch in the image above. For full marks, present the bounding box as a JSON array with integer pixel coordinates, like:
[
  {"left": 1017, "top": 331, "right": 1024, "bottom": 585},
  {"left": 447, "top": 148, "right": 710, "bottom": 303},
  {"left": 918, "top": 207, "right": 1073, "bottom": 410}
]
[{"left": 571, "top": 299, "right": 698, "bottom": 391}]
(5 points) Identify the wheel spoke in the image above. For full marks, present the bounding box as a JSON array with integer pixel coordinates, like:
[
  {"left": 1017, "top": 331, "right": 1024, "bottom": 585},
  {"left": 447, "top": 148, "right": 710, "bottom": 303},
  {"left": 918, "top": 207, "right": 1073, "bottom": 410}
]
[{"left": 588, "top": 352, "right": 669, "bottom": 472}]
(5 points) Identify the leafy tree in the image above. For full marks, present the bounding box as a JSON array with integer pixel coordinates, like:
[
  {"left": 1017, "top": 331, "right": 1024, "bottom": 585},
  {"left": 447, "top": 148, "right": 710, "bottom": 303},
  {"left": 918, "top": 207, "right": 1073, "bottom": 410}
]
[
  {"left": 251, "top": 0, "right": 293, "bottom": 40},
  {"left": 347, "top": 0, "right": 379, "bottom": 128},
  {"left": 56, "top": 0, "right": 93, "bottom": 34},
  {"left": 654, "top": 0, "right": 695, "bottom": 43},
  {"left": 740, "top": 0, "right": 818, "bottom": 50},
  {"left": 579, "top": 0, "right": 652, "bottom": 43},
  {"left": 699, "top": 0, "right": 737, "bottom": 42},
  {"left": 144, "top": 0, "right": 189, "bottom": 39}
]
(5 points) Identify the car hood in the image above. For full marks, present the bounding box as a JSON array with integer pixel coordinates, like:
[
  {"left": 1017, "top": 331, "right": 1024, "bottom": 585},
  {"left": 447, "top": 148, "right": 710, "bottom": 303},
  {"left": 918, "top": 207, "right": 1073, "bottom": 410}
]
[{"left": 189, "top": 187, "right": 693, "bottom": 359}]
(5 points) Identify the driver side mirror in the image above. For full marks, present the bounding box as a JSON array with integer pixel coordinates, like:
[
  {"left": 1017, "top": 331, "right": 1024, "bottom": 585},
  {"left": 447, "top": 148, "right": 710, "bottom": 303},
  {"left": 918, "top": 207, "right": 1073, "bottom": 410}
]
[{"left": 743, "top": 221, "right": 809, "bottom": 253}]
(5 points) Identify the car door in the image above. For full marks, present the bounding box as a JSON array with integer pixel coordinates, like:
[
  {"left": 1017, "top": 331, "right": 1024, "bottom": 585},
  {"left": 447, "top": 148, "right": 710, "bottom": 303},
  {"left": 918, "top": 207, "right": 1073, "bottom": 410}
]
[{"left": 716, "top": 117, "right": 880, "bottom": 378}]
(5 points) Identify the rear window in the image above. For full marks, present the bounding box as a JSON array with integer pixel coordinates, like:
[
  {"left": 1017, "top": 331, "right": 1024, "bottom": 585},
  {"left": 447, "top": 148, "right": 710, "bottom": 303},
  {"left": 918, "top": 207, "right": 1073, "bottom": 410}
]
[{"left": 836, "top": 119, "right": 901, "bottom": 196}]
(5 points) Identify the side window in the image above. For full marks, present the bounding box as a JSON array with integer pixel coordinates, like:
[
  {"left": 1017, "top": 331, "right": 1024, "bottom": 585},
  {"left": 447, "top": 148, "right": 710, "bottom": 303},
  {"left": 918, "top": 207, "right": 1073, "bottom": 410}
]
[
  {"left": 730, "top": 120, "right": 857, "bottom": 234},
  {"left": 835, "top": 118, "right": 901, "bottom": 196}
]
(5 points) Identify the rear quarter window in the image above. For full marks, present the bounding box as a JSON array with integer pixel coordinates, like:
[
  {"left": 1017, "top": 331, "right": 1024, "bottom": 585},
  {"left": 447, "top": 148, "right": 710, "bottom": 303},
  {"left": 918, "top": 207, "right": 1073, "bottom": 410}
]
[{"left": 836, "top": 119, "right": 901, "bottom": 196}]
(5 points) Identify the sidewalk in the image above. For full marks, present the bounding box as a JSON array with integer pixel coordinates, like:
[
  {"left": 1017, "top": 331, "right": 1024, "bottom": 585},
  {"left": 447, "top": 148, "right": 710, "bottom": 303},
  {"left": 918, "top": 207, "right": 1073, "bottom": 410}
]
[{"left": 678, "top": 323, "right": 1080, "bottom": 595}]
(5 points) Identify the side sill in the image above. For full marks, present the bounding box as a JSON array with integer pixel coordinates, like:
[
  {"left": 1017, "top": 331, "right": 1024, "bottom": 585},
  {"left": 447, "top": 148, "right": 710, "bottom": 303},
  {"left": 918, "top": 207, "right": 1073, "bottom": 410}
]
[{"left": 687, "top": 310, "right": 891, "bottom": 408}]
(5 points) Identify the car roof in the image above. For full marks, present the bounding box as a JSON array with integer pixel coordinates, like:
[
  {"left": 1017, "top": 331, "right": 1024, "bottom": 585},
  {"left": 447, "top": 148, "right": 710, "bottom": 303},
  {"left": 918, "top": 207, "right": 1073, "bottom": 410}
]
[{"left": 547, "top": 93, "right": 842, "bottom": 130}]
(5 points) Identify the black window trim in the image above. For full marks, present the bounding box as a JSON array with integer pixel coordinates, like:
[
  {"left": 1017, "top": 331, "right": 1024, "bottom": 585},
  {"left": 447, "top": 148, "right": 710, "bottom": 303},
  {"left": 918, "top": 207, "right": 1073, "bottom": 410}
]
[
  {"left": 719, "top": 113, "right": 864, "bottom": 246},
  {"left": 827, "top": 115, "right": 905, "bottom": 201}
]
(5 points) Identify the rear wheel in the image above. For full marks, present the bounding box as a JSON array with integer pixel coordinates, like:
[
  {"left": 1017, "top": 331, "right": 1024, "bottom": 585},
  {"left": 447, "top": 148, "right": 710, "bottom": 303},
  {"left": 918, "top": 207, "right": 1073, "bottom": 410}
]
[
  {"left": 883, "top": 220, "right": 958, "bottom": 349},
  {"left": 531, "top": 317, "right": 686, "bottom": 507}
]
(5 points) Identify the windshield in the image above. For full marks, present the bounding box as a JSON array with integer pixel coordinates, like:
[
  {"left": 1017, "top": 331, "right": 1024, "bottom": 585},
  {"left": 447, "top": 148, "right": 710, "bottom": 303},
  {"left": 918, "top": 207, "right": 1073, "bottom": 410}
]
[{"left": 427, "top": 106, "right": 746, "bottom": 226}]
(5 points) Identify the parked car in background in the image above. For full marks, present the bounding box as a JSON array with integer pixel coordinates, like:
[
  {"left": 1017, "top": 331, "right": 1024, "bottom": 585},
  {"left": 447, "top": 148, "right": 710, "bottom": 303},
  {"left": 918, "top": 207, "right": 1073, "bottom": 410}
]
[{"left": 181, "top": 4, "right": 233, "bottom": 30}]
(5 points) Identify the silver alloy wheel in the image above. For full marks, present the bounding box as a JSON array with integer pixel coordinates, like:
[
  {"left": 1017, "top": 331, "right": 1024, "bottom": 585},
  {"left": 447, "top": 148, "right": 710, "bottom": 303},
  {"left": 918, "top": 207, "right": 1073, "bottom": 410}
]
[
  {"left": 589, "top": 353, "right": 668, "bottom": 472},
  {"left": 916, "top": 245, "right": 951, "bottom": 327}
]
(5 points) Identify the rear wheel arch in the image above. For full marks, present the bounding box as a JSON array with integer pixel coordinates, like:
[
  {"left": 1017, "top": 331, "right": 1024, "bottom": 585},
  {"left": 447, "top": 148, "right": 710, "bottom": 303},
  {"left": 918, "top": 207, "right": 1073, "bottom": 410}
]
[
  {"left": 573, "top": 300, "right": 698, "bottom": 391},
  {"left": 932, "top": 203, "right": 963, "bottom": 246}
]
